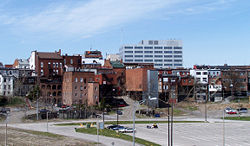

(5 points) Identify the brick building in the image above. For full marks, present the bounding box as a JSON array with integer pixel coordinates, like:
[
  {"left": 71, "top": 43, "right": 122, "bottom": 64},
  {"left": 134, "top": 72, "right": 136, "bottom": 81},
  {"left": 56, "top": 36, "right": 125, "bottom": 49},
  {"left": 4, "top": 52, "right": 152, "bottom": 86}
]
[{"left": 62, "top": 71, "right": 99, "bottom": 106}]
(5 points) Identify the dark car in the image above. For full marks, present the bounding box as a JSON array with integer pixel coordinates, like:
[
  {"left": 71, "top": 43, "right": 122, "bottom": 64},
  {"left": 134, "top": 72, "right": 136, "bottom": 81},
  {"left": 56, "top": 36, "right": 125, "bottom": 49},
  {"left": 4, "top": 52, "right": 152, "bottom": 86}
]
[
  {"left": 237, "top": 108, "right": 248, "bottom": 113},
  {"left": 107, "top": 125, "right": 120, "bottom": 130},
  {"left": 117, "top": 110, "right": 123, "bottom": 115}
]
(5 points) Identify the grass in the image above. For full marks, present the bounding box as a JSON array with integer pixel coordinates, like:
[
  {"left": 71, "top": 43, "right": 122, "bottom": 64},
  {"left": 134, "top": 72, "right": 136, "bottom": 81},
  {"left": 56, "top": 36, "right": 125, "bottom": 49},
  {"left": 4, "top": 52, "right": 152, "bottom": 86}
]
[
  {"left": 223, "top": 116, "right": 250, "bottom": 121},
  {"left": 231, "top": 98, "right": 249, "bottom": 103},
  {"left": 55, "top": 120, "right": 204, "bottom": 126},
  {"left": 76, "top": 127, "right": 160, "bottom": 146},
  {"left": 17, "top": 128, "right": 64, "bottom": 139},
  {"left": 186, "top": 106, "right": 199, "bottom": 111}
]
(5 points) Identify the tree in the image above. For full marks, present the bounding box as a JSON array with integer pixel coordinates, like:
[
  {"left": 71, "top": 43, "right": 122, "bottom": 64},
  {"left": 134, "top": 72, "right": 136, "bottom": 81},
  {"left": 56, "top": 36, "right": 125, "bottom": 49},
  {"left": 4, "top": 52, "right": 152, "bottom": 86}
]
[{"left": 27, "top": 85, "right": 40, "bottom": 101}]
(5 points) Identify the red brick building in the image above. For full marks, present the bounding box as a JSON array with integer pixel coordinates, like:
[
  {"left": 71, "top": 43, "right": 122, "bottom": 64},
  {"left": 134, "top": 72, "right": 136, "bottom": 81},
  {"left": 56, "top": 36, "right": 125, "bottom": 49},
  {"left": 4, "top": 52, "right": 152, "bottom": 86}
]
[
  {"left": 63, "top": 54, "right": 82, "bottom": 69},
  {"left": 62, "top": 71, "right": 99, "bottom": 106}
]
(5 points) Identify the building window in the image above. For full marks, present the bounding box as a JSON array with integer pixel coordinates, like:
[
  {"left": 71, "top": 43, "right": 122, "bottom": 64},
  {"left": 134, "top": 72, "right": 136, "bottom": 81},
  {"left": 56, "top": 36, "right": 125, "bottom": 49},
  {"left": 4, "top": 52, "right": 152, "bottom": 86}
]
[
  {"left": 154, "top": 51, "right": 162, "bottom": 53},
  {"left": 3, "top": 78, "right": 6, "bottom": 82},
  {"left": 145, "top": 59, "right": 153, "bottom": 62},
  {"left": 124, "top": 46, "right": 133, "bottom": 49},
  {"left": 144, "top": 55, "right": 153, "bottom": 57},
  {"left": 144, "top": 51, "right": 153, "bottom": 53},
  {"left": 75, "top": 86, "right": 77, "bottom": 90},
  {"left": 125, "top": 55, "right": 133, "bottom": 57},
  {"left": 84, "top": 79, "right": 87, "bottom": 83},
  {"left": 174, "top": 51, "right": 182, "bottom": 54},
  {"left": 135, "top": 51, "right": 143, "bottom": 53},
  {"left": 155, "top": 64, "right": 162, "bottom": 66},
  {"left": 174, "top": 55, "right": 182, "bottom": 58},
  {"left": 125, "top": 51, "right": 133, "bottom": 53},
  {"left": 80, "top": 78, "right": 83, "bottom": 82},
  {"left": 95, "top": 87, "right": 98, "bottom": 91},
  {"left": 174, "top": 64, "right": 182, "bottom": 66},
  {"left": 203, "top": 78, "right": 207, "bottom": 82},
  {"left": 48, "top": 62, "right": 51, "bottom": 65},
  {"left": 56, "top": 62, "right": 58, "bottom": 67},
  {"left": 41, "top": 62, "right": 43, "bottom": 68},
  {"left": 56, "top": 70, "right": 59, "bottom": 74},
  {"left": 75, "top": 77, "right": 78, "bottom": 82},
  {"left": 135, "top": 55, "right": 143, "bottom": 57},
  {"left": 164, "top": 55, "right": 172, "bottom": 58},
  {"left": 164, "top": 51, "right": 172, "bottom": 53},
  {"left": 70, "top": 59, "right": 73, "bottom": 64},
  {"left": 154, "top": 41, "right": 158, "bottom": 45},
  {"left": 203, "top": 72, "right": 208, "bottom": 75},
  {"left": 80, "top": 85, "right": 83, "bottom": 91},
  {"left": 164, "top": 64, "right": 172, "bottom": 66},
  {"left": 135, "top": 59, "right": 143, "bottom": 62},
  {"left": 149, "top": 40, "right": 153, "bottom": 44},
  {"left": 155, "top": 59, "right": 163, "bottom": 62},
  {"left": 164, "top": 59, "right": 172, "bottom": 62},
  {"left": 154, "top": 55, "right": 163, "bottom": 57},
  {"left": 41, "top": 69, "right": 44, "bottom": 76},
  {"left": 84, "top": 86, "right": 87, "bottom": 90},
  {"left": 75, "top": 93, "right": 77, "bottom": 97},
  {"left": 154, "top": 46, "right": 162, "bottom": 49},
  {"left": 164, "top": 46, "right": 172, "bottom": 49},
  {"left": 174, "top": 47, "right": 182, "bottom": 49},
  {"left": 60, "top": 63, "right": 62, "bottom": 68},
  {"left": 53, "top": 62, "right": 55, "bottom": 68},
  {"left": 174, "top": 59, "right": 182, "bottom": 62},
  {"left": 144, "top": 46, "right": 153, "bottom": 49},
  {"left": 196, "top": 72, "right": 201, "bottom": 75},
  {"left": 135, "top": 46, "right": 143, "bottom": 49},
  {"left": 125, "top": 59, "right": 133, "bottom": 62}
]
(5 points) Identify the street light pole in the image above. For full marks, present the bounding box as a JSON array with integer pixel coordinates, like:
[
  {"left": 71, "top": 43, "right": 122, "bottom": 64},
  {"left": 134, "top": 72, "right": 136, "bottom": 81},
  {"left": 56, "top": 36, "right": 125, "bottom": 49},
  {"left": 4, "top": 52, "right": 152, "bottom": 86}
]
[
  {"left": 36, "top": 92, "right": 39, "bottom": 121},
  {"left": 133, "top": 101, "right": 136, "bottom": 146}
]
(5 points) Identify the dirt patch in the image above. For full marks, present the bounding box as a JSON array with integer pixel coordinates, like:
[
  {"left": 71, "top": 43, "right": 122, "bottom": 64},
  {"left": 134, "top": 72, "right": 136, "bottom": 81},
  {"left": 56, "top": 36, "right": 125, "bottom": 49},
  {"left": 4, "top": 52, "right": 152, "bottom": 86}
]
[{"left": 0, "top": 127, "right": 96, "bottom": 146}]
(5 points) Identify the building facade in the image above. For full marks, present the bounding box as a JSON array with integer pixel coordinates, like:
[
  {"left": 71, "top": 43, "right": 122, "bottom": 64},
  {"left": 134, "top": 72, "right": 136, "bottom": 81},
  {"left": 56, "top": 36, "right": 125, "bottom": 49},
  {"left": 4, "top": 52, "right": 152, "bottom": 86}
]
[{"left": 120, "top": 40, "right": 183, "bottom": 68}]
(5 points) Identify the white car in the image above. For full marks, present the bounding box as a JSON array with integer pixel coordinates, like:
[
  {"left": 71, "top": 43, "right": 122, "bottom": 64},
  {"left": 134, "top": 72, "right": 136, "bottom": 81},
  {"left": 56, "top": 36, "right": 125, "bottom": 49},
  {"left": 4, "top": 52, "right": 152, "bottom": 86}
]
[{"left": 118, "top": 127, "right": 136, "bottom": 133}]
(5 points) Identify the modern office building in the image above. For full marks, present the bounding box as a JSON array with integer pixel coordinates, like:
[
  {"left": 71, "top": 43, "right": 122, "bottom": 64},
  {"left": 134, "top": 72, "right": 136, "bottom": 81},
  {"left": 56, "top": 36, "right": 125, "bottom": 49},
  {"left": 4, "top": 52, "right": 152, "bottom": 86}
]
[{"left": 120, "top": 40, "right": 183, "bottom": 68}]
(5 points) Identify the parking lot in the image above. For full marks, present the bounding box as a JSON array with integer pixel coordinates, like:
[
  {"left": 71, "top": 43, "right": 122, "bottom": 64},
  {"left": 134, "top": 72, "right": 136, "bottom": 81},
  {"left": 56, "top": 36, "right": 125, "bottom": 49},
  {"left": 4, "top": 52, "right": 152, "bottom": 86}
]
[{"left": 126, "top": 121, "right": 250, "bottom": 146}]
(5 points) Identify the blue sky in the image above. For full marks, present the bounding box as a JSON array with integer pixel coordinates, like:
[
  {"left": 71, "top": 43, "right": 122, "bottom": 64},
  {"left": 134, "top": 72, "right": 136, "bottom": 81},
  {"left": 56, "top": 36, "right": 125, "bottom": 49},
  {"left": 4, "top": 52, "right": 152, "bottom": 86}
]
[{"left": 0, "top": 0, "right": 249, "bottom": 67}]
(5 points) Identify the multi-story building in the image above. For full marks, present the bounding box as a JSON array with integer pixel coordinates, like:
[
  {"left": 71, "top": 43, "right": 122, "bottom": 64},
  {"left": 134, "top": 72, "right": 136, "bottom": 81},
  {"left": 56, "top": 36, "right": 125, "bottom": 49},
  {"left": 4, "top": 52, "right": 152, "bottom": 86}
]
[
  {"left": 0, "top": 68, "right": 19, "bottom": 96},
  {"left": 62, "top": 71, "right": 99, "bottom": 106},
  {"left": 120, "top": 40, "right": 183, "bottom": 68},
  {"left": 82, "top": 51, "right": 104, "bottom": 68}
]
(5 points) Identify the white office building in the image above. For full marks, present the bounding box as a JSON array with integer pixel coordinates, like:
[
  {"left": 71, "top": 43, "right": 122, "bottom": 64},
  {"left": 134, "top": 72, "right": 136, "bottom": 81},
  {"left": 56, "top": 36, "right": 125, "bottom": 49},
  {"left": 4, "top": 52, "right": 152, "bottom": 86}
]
[{"left": 119, "top": 40, "right": 183, "bottom": 68}]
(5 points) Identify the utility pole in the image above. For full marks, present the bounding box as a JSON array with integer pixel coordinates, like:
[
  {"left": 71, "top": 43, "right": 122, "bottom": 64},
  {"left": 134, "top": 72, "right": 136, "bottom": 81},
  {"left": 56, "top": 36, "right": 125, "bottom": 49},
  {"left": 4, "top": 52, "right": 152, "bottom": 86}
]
[
  {"left": 5, "top": 113, "right": 8, "bottom": 146},
  {"left": 36, "top": 91, "right": 39, "bottom": 121}
]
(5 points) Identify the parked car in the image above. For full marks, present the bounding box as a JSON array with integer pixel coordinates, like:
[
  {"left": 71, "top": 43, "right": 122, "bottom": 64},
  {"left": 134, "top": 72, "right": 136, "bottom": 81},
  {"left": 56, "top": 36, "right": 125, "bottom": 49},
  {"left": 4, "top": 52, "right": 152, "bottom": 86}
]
[
  {"left": 227, "top": 109, "right": 238, "bottom": 114},
  {"left": 107, "top": 125, "right": 124, "bottom": 130},
  {"left": 118, "top": 127, "right": 136, "bottom": 133},
  {"left": 0, "top": 108, "right": 10, "bottom": 114},
  {"left": 237, "top": 108, "right": 248, "bottom": 113},
  {"left": 224, "top": 107, "right": 233, "bottom": 113}
]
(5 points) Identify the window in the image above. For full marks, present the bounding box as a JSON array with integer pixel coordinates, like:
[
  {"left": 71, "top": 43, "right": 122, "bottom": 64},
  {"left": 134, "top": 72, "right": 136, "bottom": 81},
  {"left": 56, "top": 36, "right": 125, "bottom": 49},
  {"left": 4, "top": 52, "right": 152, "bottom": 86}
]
[
  {"left": 174, "top": 47, "right": 182, "bottom": 49},
  {"left": 48, "top": 62, "right": 51, "bottom": 65},
  {"left": 80, "top": 78, "right": 83, "bottom": 82},
  {"left": 174, "top": 64, "right": 182, "bottom": 66},
  {"left": 135, "top": 46, "right": 143, "bottom": 49},
  {"left": 125, "top": 51, "right": 133, "bottom": 53},
  {"left": 8, "top": 85, "right": 10, "bottom": 89},
  {"left": 125, "top": 59, "right": 133, "bottom": 62},
  {"left": 75, "top": 86, "right": 77, "bottom": 90},
  {"left": 196, "top": 72, "right": 201, "bottom": 75},
  {"left": 70, "top": 59, "right": 73, "bottom": 64},
  {"left": 154, "top": 41, "right": 158, "bottom": 45},
  {"left": 164, "top": 55, "right": 172, "bottom": 58},
  {"left": 53, "top": 62, "right": 55, "bottom": 68},
  {"left": 145, "top": 59, "right": 153, "bottom": 62},
  {"left": 75, "top": 93, "right": 77, "bottom": 97},
  {"left": 144, "top": 55, "right": 153, "bottom": 57},
  {"left": 203, "top": 72, "right": 208, "bottom": 75},
  {"left": 41, "top": 62, "right": 43, "bottom": 68},
  {"left": 149, "top": 40, "right": 153, "bottom": 44},
  {"left": 196, "top": 78, "right": 201, "bottom": 81},
  {"left": 164, "top": 59, "right": 172, "bottom": 62},
  {"left": 95, "top": 87, "right": 98, "bottom": 91},
  {"left": 60, "top": 63, "right": 62, "bottom": 68},
  {"left": 3, "top": 85, "right": 6, "bottom": 89},
  {"left": 84, "top": 78, "right": 87, "bottom": 83},
  {"left": 135, "top": 59, "right": 143, "bottom": 62},
  {"left": 174, "top": 59, "right": 182, "bottom": 62},
  {"left": 203, "top": 78, "right": 207, "bottom": 82},
  {"left": 174, "top": 55, "right": 182, "bottom": 58},
  {"left": 154, "top": 46, "right": 162, "bottom": 49},
  {"left": 155, "top": 59, "right": 163, "bottom": 62},
  {"left": 144, "top": 46, "right": 153, "bottom": 49},
  {"left": 124, "top": 46, "right": 133, "bottom": 49},
  {"left": 164, "top": 46, "right": 172, "bottom": 49},
  {"left": 41, "top": 69, "right": 44, "bottom": 76},
  {"left": 164, "top": 64, "right": 172, "bottom": 66},
  {"left": 75, "top": 77, "right": 78, "bottom": 82},
  {"left": 155, "top": 64, "right": 162, "bottom": 66},
  {"left": 144, "top": 51, "right": 153, "bottom": 53},
  {"left": 125, "top": 55, "right": 133, "bottom": 57},
  {"left": 155, "top": 55, "right": 162, "bottom": 57},
  {"left": 135, "top": 55, "right": 143, "bottom": 57},
  {"left": 154, "top": 51, "right": 162, "bottom": 53},
  {"left": 174, "top": 51, "right": 182, "bottom": 54},
  {"left": 164, "top": 51, "right": 172, "bottom": 53},
  {"left": 56, "top": 70, "right": 58, "bottom": 74},
  {"left": 135, "top": 51, "right": 143, "bottom": 53}
]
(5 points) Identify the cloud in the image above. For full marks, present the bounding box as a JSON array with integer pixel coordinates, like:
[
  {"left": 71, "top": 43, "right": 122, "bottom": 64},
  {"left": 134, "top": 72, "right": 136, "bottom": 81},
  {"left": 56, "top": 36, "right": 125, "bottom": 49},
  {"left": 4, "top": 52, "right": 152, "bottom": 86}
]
[
  {"left": 0, "top": 0, "right": 238, "bottom": 39},
  {"left": 0, "top": 0, "right": 179, "bottom": 39}
]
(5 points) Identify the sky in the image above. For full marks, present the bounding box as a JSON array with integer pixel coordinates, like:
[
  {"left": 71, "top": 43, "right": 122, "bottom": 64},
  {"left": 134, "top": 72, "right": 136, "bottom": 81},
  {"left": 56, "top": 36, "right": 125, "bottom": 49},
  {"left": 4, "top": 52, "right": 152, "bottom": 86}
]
[{"left": 0, "top": 0, "right": 249, "bottom": 67}]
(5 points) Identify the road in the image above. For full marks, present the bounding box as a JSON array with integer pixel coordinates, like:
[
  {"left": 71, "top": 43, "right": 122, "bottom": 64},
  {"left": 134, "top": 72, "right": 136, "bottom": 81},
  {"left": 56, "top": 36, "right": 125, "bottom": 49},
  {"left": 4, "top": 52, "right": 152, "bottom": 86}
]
[{"left": 7, "top": 122, "right": 141, "bottom": 146}]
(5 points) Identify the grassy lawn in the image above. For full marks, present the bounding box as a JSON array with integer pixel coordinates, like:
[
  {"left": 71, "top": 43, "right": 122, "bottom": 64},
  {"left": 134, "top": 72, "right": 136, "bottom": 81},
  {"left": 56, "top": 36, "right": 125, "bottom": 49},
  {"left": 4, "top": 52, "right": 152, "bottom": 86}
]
[
  {"left": 17, "top": 128, "right": 64, "bottom": 139},
  {"left": 76, "top": 127, "right": 160, "bottom": 146},
  {"left": 55, "top": 120, "right": 204, "bottom": 126},
  {"left": 223, "top": 116, "right": 250, "bottom": 121}
]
